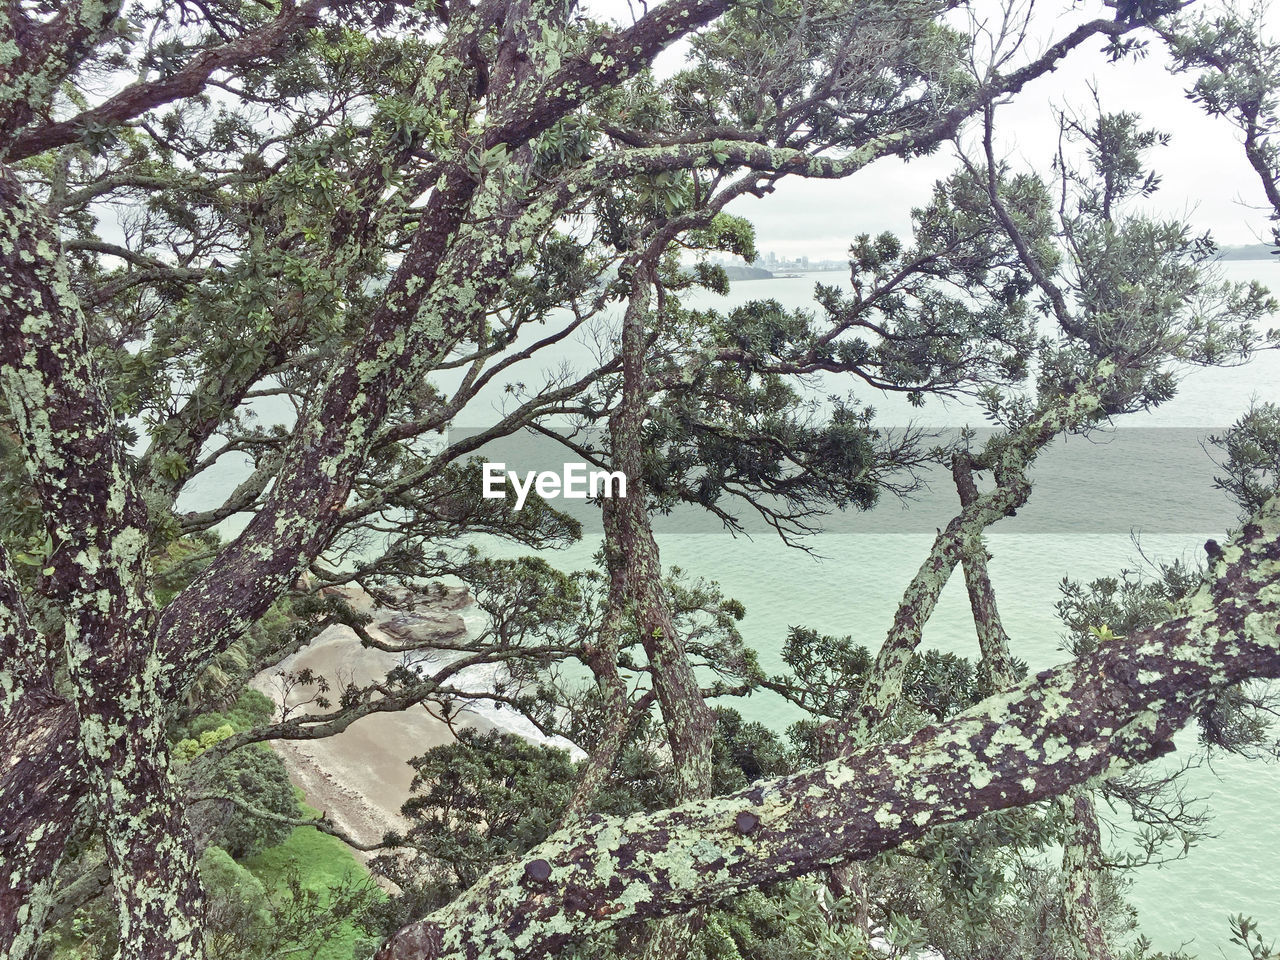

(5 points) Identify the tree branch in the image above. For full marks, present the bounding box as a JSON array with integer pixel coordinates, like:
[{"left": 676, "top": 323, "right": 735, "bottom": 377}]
[{"left": 5, "top": 0, "right": 328, "bottom": 161}]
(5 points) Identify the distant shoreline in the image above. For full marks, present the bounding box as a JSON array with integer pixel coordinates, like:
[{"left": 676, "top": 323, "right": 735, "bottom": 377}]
[
  {"left": 722, "top": 265, "right": 846, "bottom": 281},
  {"left": 1216, "top": 243, "right": 1278, "bottom": 262},
  {"left": 718, "top": 251, "right": 1276, "bottom": 279}
]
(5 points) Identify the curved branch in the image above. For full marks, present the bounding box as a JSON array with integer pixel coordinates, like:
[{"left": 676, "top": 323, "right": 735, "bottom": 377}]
[
  {"left": 5, "top": 0, "right": 328, "bottom": 161},
  {"left": 188, "top": 792, "right": 389, "bottom": 852}
]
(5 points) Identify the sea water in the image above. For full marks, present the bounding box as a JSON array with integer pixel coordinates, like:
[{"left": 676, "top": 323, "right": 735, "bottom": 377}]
[
  {"left": 467, "top": 262, "right": 1280, "bottom": 953},
  {"left": 179, "top": 262, "right": 1280, "bottom": 952},
  {"left": 688, "top": 265, "right": 1280, "bottom": 953}
]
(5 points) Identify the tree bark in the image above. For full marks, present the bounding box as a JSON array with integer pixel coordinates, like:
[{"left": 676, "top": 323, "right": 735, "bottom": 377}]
[
  {"left": 0, "top": 688, "right": 84, "bottom": 960},
  {"left": 954, "top": 456, "right": 1115, "bottom": 958},
  {"left": 953, "top": 453, "right": 1018, "bottom": 688},
  {"left": 826, "top": 369, "right": 1110, "bottom": 753},
  {"left": 1, "top": 167, "right": 205, "bottom": 960},
  {"left": 1059, "top": 789, "right": 1115, "bottom": 960},
  {"left": 0, "top": 1, "right": 125, "bottom": 153},
  {"left": 604, "top": 266, "right": 717, "bottom": 803}
]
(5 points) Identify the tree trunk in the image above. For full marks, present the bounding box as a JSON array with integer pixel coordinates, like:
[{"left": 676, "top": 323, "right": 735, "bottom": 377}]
[
  {"left": 1058, "top": 790, "right": 1115, "bottom": 960},
  {"left": 602, "top": 265, "right": 717, "bottom": 960},
  {"left": 827, "top": 372, "right": 1108, "bottom": 753},
  {"left": 0, "top": 166, "right": 206, "bottom": 958},
  {"left": 604, "top": 266, "right": 717, "bottom": 800},
  {"left": 955, "top": 456, "right": 1114, "bottom": 957},
  {"left": 953, "top": 453, "right": 1018, "bottom": 688},
  {"left": 0, "top": 687, "right": 85, "bottom": 960},
  {"left": 81, "top": 660, "right": 205, "bottom": 960}
]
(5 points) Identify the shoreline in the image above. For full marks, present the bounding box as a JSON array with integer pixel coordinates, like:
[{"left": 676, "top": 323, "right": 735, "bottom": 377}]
[{"left": 250, "top": 585, "right": 480, "bottom": 858}]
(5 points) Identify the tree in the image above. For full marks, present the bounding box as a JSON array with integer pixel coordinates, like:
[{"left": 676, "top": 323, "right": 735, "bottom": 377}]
[
  {"left": 1, "top": 2, "right": 1277, "bottom": 960},
  {"left": 1160, "top": 2, "right": 1280, "bottom": 247}
]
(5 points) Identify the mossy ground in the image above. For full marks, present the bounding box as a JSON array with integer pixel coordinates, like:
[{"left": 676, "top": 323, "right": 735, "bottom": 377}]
[
  {"left": 241, "top": 793, "right": 385, "bottom": 960},
  {"left": 46, "top": 787, "right": 381, "bottom": 960}
]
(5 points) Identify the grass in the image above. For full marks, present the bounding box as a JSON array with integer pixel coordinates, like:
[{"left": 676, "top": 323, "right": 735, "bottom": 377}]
[
  {"left": 42, "top": 745, "right": 382, "bottom": 960},
  {"left": 241, "top": 792, "right": 385, "bottom": 960}
]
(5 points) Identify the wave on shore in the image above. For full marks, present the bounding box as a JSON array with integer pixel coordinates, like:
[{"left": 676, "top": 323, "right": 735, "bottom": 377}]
[{"left": 250, "top": 585, "right": 581, "bottom": 851}]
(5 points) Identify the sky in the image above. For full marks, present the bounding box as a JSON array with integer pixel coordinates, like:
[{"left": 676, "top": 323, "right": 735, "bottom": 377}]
[{"left": 589, "top": 0, "right": 1280, "bottom": 262}]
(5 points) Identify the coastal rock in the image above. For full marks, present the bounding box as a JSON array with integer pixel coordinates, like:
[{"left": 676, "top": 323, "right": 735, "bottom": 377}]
[
  {"left": 318, "top": 583, "right": 379, "bottom": 615},
  {"left": 379, "top": 610, "right": 468, "bottom": 646},
  {"left": 376, "top": 582, "right": 472, "bottom": 614},
  {"left": 318, "top": 582, "right": 473, "bottom": 619}
]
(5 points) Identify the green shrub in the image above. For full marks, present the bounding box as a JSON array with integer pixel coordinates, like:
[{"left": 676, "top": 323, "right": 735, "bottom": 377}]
[
  {"left": 200, "top": 846, "right": 273, "bottom": 960},
  {"left": 196, "top": 745, "right": 301, "bottom": 858}
]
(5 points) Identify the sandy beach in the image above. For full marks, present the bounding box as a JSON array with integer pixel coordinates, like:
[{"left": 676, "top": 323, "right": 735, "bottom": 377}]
[{"left": 250, "top": 585, "right": 481, "bottom": 854}]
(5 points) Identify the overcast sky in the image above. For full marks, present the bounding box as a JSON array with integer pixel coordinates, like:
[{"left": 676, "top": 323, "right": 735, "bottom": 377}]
[{"left": 591, "top": 0, "right": 1280, "bottom": 262}]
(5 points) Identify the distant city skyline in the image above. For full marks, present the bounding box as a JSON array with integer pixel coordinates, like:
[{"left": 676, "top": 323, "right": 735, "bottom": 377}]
[{"left": 698, "top": 238, "right": 1278, "bottom": 275}]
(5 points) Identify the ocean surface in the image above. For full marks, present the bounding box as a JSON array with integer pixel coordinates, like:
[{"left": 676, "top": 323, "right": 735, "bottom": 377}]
[
  {"left": 463, "top": 261, "right": 1280, "bottom": 955},
  {"left": 181, "top": 261, "right": 1280, "bottom": 953}
]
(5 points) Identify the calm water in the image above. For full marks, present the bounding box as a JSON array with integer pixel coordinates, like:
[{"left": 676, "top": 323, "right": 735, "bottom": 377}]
[
  {"left": 470, "top": 263, "right": 1280, "bottom": 953},
  {"left": 183, "top": 263, "right": 1280, "bottom": 953},
  {"left": 518, "top": 531, "right": 1279, "bottom": 955}
]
